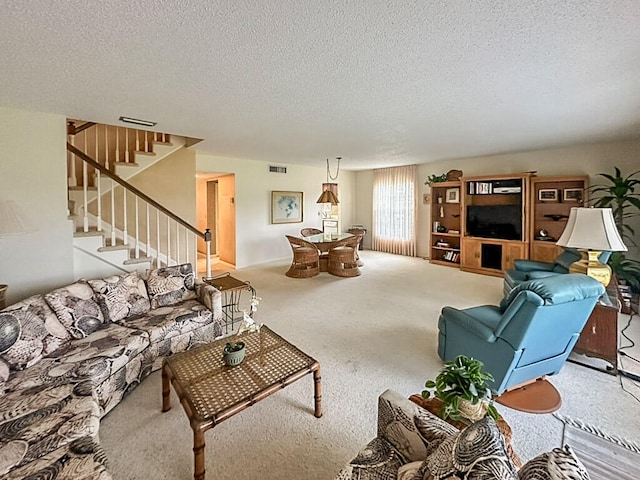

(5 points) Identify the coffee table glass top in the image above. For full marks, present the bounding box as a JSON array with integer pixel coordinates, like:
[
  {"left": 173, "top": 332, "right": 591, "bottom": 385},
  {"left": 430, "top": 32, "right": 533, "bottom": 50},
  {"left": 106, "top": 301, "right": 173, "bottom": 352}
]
[{"left": 164, "top": 326, "right": 318, "bottom": 422}]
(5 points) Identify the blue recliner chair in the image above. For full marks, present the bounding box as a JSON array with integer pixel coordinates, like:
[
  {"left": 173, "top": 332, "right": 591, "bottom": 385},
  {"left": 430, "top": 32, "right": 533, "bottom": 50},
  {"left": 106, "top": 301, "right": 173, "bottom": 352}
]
[
  {"left": 502, "top": 248, "right": 611, "bottom": 296},
  {"left": 438, "top": 274, "right": 605, "bottom": 395}
]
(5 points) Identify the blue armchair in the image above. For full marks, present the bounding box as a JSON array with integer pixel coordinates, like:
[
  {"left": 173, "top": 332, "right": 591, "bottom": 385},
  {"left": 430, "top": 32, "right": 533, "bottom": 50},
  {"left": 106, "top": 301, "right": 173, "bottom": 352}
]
[
  {"left": 502, "top": 248, "right": 611, "bottom": 296},
  {"left": 438, "top": 274, "right": 605, "bottom": 395}
]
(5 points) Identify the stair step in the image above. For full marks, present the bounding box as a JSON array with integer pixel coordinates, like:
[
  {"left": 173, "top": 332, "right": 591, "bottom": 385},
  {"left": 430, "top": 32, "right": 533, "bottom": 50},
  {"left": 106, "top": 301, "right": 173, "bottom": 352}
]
[
  {"left": 154, "top": 141, "right": 173, "bottom": 146},
  {"left": 114, "top": 162, "right": 140, "bottom": 167},
  {"left": 69, "top": 186, "right": 97, "bottom": 191},
  {"left": 98, "top": 244, "right": 130, "bottom": 252},
  {"left": 134, "top": 151, "right": 156, "bottom": 157},
  {"left": 74, "top": 229, "right": 104, "bottom": 238},
  {"left": 124, "top": 256, "right": 153, "bottom": 265}
]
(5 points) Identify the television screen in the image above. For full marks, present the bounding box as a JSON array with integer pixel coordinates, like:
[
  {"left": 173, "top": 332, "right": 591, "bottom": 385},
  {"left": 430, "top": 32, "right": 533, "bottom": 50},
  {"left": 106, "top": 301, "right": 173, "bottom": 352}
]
[{"left": 466, "top": 204, "right": 522, "bottom": 240}]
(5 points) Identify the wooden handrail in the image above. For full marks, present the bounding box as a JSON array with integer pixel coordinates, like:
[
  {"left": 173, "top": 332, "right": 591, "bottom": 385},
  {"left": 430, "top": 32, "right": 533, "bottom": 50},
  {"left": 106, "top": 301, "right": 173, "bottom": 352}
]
[
  {"left": 67, "top": 121, "right": 97, "bottom": 135},
  {"left": 67, "top": 142, "right": 207, "bottom": 240}
]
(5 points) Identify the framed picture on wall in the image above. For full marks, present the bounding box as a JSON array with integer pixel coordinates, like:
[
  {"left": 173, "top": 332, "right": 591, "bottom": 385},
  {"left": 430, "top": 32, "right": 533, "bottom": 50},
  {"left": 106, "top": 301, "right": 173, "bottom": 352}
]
[
  {"left": 445, "top": 188, "right": 460, "bottom": 203},
  {"left": 563, "top": 188, "right": 583, "bottom": 203},
  {"left": 538, "top": 189, "right": 559, "bottom": 202},
  {"left": 271, "top": 191, "right": 303, "bottom": 224}
]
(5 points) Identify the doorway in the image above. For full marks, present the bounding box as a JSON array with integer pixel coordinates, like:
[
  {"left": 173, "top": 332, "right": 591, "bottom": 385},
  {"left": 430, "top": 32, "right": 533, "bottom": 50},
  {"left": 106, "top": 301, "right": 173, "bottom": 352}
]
[{"left": 197, "top": 173, "right": 236, "bottom": 269}]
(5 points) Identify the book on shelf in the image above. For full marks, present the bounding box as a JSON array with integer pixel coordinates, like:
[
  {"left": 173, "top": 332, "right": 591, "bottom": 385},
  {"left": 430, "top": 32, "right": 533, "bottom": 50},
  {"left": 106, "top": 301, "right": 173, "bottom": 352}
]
[{"left": 443, "top": 251, "right": 460, "bottom": 263}]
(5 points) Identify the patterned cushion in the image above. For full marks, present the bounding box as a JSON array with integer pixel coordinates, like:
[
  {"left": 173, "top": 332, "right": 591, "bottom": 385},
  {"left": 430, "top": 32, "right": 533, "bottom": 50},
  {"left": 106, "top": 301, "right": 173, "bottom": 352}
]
[
  {"left": 145, "top": 263, "right": 197, "bottom": 309},
  {"left": 0, "top": 323, "right": 149, "bottom": 399},
  {"left": 0, "top": 295, "right": 70, "bottom": 370},
  {"left": 423, "top": 417, "right": 518, "bottom": 480},
  {"left": 377, "top": 391, "right": 429, "bottom": 462},
  {"left": 453, "top": 417, "right": 514, "bottom": 473},
  {"left": 89, "top": 272, "right": 150, "bottom": 322},
  {"left": 334, "top": 437, "right": 404, "bottom": 480},
  {"left": 518, "top": 445, "right": 590, "bottom": 480},
  {"left": 117, "top": 299, "right": 213, "bottom": 343},
  {"left": 0, "top": 437, "right": 112, "bottom": 480},
  {"left": 45, "top": 281, "right": 106, "bottom": 339},
  {"left": 0, "top": 383, "right": 100, "bottom": 475}
]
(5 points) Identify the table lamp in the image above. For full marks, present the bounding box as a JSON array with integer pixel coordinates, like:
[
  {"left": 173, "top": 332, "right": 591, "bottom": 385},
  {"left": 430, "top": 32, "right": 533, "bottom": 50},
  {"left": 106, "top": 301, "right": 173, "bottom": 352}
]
[{"left": 556, "top": 207, "right": 627, "bottom": 286}]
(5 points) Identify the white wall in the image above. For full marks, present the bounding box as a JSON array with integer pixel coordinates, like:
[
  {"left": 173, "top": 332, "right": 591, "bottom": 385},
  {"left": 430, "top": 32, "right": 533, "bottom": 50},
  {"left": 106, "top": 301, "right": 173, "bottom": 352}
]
[
  {"left": 356, "top": 140, "right": 640, "bottom": 259},
  {"left": 196, "top": 154, "right": 356, "bottom": 268},
  {"left": 0, "top": 106, "right": 74, "bottom": 304}
]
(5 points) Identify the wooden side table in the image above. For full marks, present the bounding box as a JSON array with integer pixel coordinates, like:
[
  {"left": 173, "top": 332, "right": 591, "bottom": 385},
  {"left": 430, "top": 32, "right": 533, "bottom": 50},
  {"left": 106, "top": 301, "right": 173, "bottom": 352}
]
[{"left": 570, "top": 285, "right": 619, "bottom": 375}]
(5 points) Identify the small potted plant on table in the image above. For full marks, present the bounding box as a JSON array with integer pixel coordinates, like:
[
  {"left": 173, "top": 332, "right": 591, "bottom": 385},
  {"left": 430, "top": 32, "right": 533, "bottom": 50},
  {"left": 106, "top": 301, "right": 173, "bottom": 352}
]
[
  {"left": 421, "top": 355, "right": 499, "bottom": 423},
  {"left": 222, "top": 298, "right": 262, "bottom": 367}
]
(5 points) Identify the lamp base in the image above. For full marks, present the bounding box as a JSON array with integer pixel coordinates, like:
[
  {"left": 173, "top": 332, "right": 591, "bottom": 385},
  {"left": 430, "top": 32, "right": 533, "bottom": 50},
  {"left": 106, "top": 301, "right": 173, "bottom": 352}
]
[{"left": 569, "top": 250, "right": 611, "bottom": 287}]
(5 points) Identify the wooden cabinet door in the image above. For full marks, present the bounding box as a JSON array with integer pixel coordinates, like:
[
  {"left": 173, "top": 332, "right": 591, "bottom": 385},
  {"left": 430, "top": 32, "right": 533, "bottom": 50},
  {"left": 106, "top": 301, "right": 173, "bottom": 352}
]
[
  {"left": 531, "top": 242, "right": 562, "bottom": 263},
  {"left": 502, "top": 243, "right": 527, "bottom": 271},
  {"left": 462, "top": 238, "right": 482, "bottom": 269}
]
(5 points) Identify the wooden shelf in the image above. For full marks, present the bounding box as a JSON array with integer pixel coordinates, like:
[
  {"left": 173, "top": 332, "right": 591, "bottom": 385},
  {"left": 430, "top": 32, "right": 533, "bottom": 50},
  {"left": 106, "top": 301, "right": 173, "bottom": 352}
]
[
  {"left": 529, "top": 176, "right": 588, "bottom": 261},
  {"left": 429, "top": 181, "right": 461, "bottom": 268}
]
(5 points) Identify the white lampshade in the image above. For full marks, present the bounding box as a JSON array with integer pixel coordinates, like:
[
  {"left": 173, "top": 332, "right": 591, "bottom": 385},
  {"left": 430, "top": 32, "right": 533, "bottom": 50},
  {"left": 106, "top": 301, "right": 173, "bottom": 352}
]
[
  {"left": 556, "top": 207, "right": 627, "bottom": 251},
  {"left": 0, "top": 200, "right": 33, "bottom": 236}
]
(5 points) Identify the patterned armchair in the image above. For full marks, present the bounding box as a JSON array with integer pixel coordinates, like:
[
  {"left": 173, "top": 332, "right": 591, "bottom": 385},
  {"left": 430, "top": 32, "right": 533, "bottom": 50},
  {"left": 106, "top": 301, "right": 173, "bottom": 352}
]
[{"left": 335, "top": 390, "right": 591, "bottom": 480}]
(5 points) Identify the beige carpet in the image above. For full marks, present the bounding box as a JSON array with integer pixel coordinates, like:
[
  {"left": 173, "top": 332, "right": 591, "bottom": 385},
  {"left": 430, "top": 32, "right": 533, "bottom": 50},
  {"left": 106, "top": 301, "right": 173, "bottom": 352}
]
[{"left": 99, "top": 251, "right": 640, "bottom": 479}]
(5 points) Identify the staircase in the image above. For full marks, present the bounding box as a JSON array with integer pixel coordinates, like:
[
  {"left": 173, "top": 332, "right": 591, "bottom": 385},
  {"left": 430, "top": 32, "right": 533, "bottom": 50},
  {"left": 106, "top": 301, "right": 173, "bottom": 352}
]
[{"left": 67, "top": 120, "right": 211, "bottom": 279}]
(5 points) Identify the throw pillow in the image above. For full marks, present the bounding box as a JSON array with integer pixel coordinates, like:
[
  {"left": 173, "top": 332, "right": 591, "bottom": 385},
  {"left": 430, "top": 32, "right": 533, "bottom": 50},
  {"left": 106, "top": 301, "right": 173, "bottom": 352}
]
[
  {"left": 518, "top": 445, "right": 590, "bottom": 480},
  {"left": 426, "top": 434, "right": 458, "bottom": 479},
  {"left": 44, "top": 280, "right": 106, "bottom": 339},
  {"left": 146, "top": 263, "right": 197, "bottom": 309},
  {"left": 89, "top": 271, "right": 150, "bottom": 322},
  {"left": 0, "top": 294, "right": 70, "bottom": 369},
  {"left": 453, "top": 417, "right": 516, "bottom": 474}
]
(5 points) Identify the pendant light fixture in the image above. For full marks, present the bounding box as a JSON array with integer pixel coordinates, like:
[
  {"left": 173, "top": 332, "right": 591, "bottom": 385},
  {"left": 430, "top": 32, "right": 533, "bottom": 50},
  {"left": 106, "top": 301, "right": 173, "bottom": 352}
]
[{"left": 316, "top": 157, "right": 341, "bottom": 205}]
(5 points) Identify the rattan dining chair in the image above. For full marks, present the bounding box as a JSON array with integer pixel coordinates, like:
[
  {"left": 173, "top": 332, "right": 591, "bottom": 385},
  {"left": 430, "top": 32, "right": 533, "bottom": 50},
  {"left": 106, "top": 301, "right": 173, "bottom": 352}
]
[
  {"left": 285, "top": 235, "right": 320, "bottom": 278},
  {"left": 328, "top": 236, "right": 361, "bottom": 277},
  {"left": 300, "top": 228, "right": 323, "bottom": 237}
]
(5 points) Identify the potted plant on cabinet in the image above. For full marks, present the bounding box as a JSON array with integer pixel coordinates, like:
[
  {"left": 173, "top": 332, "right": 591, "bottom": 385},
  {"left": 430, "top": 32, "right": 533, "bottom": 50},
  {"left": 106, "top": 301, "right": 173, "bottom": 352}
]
[
  {"left": 589, "top": 167, "right": 640, "bottom": 292},
  {"left": 421, "top": 355, "right": 499, "bottom": 422}
]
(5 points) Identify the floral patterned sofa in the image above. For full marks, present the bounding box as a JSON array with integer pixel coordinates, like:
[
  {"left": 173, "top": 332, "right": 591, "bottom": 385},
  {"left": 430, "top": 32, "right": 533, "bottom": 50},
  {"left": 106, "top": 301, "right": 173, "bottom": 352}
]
[
  {"left": 0, "top": 263, "right": 223, "bottom": 479},
  {"left": 336, "top": 390, "right": 591, "bottom": 480}
]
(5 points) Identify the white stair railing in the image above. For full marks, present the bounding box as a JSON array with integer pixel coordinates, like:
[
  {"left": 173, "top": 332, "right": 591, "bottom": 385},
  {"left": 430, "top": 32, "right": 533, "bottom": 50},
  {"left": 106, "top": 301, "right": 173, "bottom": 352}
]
[
  {"left": 66, "top": 121, "right": 171, "bottom": 179},
  {"left": 67, "top": 142, "right": 211, "bottom": 277}
]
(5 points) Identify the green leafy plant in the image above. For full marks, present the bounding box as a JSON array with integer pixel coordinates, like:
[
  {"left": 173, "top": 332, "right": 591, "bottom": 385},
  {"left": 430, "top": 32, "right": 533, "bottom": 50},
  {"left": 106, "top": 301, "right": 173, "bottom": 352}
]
[
  {"left": 589, "top": 167, "right": 640, "bottom": 245},
  {"left": 422, "top": 355, "right": 499, "bottom": 422},
  {"left": 425, "top": 173, "right": 447, "bottom": 186},
  {"left": 589, "top": 167, "right": 640, "bottom": 292},
  {"left": 224, "top": 340, "right": 245, "bottom": 353}
]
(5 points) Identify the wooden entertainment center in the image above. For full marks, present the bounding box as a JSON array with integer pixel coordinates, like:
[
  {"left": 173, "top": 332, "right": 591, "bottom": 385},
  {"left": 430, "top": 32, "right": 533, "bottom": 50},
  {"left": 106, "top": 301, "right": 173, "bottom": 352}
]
[{"left": 429, "top": 173, "right": 589, "bottom": 276}]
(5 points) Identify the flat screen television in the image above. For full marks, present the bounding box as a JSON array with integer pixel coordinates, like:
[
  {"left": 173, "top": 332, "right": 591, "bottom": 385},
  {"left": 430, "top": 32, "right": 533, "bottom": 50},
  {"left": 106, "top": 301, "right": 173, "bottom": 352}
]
[{"left": 466, "top": 204, "right": 522, "bottom": 240}]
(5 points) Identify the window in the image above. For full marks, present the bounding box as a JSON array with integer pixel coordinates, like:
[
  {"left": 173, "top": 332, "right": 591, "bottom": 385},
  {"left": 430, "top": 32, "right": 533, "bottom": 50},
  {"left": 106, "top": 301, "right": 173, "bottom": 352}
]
[{"left": 372, "top": 165, "right": 417, "bottom": 256}]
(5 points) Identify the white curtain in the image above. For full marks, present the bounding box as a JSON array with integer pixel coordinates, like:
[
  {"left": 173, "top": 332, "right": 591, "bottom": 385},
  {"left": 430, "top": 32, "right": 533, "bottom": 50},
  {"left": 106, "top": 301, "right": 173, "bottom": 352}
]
[{"left": 372, "top": 165, "right": 417, "bottom": 256}]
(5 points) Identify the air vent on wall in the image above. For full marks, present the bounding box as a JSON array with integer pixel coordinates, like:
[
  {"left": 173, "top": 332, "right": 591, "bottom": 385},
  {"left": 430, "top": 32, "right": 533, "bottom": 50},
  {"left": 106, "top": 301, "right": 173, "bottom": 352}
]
[{"left": 269, "top": 166, "right": 287, "bottom": 173}]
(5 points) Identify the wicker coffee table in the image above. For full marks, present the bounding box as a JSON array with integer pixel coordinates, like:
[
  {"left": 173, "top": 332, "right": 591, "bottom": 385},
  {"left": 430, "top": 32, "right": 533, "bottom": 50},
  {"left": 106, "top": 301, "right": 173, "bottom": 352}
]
[{"left": 162, "top": 325, "right": 322, "bottom": 480}]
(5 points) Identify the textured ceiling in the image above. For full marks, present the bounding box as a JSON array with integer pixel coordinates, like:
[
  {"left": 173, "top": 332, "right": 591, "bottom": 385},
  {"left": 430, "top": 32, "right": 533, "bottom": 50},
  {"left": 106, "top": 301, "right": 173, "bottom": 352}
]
[{"left": 1, "top": 1, "right": 639, "bottom": 170}]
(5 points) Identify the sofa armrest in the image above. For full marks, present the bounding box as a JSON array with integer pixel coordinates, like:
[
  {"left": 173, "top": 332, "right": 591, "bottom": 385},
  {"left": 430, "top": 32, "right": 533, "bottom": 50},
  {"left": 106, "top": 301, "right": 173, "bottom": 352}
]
[
  {"left": 513, "top": 259, "right": 555, "bottom": 272},
  {"left": 195, "top": 282, "right": 223, "bottom": 322},
  {"left": 439, "top": 307, "right": 497, "bottom": 342}
]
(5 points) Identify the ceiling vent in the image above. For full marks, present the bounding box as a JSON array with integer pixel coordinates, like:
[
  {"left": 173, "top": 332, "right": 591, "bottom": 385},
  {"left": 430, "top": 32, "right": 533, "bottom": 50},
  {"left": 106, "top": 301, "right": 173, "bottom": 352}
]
[{"left": 269, "top": 166, "right": 287, "bottom": 173}]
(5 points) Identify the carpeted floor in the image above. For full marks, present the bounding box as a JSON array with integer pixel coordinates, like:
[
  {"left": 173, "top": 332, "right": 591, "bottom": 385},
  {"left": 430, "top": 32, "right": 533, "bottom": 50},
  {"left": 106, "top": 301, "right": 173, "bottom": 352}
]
[{"left": 99, "top": 251, "right": 640, "bottom": 479}]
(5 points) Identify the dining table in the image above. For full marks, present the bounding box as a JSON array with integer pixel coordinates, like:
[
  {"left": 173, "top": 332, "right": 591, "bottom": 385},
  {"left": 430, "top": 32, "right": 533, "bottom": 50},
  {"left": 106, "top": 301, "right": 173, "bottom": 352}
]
[{"left": 301, "top": 232, "right": 356, "bottom": 272}]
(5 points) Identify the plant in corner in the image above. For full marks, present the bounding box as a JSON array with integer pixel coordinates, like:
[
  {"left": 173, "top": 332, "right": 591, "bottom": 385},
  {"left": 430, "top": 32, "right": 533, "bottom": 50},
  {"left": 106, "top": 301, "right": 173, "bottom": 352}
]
[
  {"left": 422, "top": 355, "right": 499, "bottom": 422},
  {"left": 589, "top": 167, "right": 640, "bottom": 292}
]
